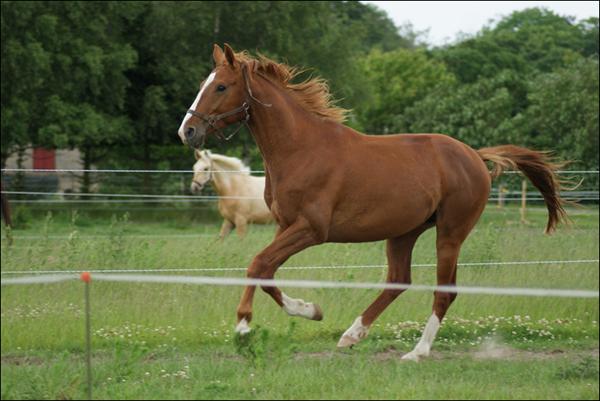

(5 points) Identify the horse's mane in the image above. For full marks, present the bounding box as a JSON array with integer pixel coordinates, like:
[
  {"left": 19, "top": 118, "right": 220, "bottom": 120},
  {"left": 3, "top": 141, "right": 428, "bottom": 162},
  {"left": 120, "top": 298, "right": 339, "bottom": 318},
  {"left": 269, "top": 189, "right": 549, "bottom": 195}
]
[
  {"left": 210, "top": 153, "right": 251, "bottom": 175},
  {"left": 235, "top": 51, "right": 348, "bottom": 123}
]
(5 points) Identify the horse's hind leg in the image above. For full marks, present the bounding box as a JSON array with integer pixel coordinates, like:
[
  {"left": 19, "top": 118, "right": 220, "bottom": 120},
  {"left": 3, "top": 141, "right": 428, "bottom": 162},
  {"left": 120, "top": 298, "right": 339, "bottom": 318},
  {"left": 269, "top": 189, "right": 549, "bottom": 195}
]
[
  {"left": 337, "top": 223, "right": 432, "bottom": 348},
  {"left": 402, "top": 197, "right": 486, "bottom": 361}
]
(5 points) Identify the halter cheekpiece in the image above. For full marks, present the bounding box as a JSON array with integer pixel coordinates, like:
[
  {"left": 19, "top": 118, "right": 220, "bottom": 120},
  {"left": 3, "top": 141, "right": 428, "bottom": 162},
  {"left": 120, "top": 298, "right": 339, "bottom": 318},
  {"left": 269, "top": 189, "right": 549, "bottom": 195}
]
[{"left": 186, "top": 64, "right": 271, "bottom": 142}]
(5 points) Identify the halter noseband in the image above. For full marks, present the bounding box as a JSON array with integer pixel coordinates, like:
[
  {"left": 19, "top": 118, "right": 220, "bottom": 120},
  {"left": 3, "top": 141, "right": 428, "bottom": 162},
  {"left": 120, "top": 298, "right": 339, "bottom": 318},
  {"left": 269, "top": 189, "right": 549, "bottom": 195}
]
[
  {"left": 187, "top": 101, "right": 250, "bottom": 141},
  {"left": 186, "top": 64, "right": 271, "bottom": 142},
  {"left": 192, "top": 156, "right": 214, "bottom": 189}
]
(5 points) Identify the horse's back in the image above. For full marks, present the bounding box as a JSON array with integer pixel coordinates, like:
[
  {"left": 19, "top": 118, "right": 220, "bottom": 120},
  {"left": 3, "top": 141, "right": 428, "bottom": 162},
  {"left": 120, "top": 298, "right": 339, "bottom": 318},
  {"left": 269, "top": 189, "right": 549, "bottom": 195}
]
[
  {"left": 324, "top": 132, "right": 490, "bottom": 242},
  {"left": 363, "top": 133, "right": 490, "bottom": 192}
]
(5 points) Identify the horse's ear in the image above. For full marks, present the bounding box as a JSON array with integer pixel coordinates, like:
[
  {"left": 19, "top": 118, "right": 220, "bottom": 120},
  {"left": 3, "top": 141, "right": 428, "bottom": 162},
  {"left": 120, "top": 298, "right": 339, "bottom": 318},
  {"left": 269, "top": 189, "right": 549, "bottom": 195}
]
[
  {"left": 224, "top": 43, "right": 237, "bottom": 68},
  {"left": 194, "top": 149, "right": 202, "bottom": 160},
  {"left": 213, "top": 44, "right": 225, "bottom": 66}
]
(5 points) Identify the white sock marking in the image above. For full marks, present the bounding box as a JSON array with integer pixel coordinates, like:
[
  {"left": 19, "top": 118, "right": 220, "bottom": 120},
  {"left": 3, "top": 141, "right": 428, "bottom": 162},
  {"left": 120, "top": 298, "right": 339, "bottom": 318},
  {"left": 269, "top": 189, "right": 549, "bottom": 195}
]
[
  {"left": 281, "top": 293, "right": 317, "bottom": 319},
  {"left": 402, "top": 314, "right": 440, "bottom": 361},
  {"left": 235, "top": 318, "right": 251, "bottom": 335},
  {"left": 337, "top": 316, "right": 369, "bottom": 347}
]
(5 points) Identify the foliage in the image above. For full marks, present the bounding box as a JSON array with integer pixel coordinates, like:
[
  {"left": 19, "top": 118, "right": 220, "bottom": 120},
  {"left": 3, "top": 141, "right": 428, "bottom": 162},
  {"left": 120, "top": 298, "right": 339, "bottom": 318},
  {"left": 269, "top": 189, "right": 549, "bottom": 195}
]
[
  {"left": 357, "top": 49, "right": 454, "bottom": 133},
  {"left": 511, "top": 57, "right": 599, "bottom": 170},
  {"left": 436, "top": 8, "right": 597, "bottom": 84},
  {"left": 1, "top": 3, "right": 598, "bottom": 178},
  {"left": 405, "top": 71, "right": 527, "bottom": 148}
]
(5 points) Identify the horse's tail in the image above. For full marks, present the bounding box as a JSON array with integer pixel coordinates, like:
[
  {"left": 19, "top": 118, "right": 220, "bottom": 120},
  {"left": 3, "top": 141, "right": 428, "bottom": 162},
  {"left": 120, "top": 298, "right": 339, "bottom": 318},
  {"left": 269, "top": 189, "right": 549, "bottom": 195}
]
[{"left": 477, "top": 145, "right": 569, "bottom": 234}]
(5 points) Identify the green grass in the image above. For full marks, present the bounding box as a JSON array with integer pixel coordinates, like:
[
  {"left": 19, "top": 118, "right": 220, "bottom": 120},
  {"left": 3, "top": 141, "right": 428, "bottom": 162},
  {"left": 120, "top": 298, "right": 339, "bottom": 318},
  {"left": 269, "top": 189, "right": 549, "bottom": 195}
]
[{"left": 1, "top": 203, "right": 598, "bottom": 399}]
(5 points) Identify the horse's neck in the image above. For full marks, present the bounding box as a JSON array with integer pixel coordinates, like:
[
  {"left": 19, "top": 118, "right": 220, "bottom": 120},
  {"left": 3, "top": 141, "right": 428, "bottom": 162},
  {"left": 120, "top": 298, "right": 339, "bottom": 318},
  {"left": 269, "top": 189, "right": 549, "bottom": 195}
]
[
  {"left": 247, "top": 76, "right": 323, "bottom": 169},
  {"left": 210, "top": 157, "right": 245, "bottom": 195}
]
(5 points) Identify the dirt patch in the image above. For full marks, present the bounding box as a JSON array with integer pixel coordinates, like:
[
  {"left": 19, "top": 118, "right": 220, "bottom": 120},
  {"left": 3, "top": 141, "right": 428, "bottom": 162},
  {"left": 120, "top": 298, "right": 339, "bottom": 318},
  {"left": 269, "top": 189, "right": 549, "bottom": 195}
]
[
  {"left": 1, "top": 355, "right": 46, "bottom": 366},
  {"left": 369, "top": 343, "right": 599, "bottom": 362}
]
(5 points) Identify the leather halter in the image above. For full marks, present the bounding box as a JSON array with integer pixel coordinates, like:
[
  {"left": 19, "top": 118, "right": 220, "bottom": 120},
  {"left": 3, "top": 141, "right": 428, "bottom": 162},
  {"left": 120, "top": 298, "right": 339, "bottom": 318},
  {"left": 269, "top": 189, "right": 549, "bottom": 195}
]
[
  {"left": 187, "top": 101, "right": 250, "bottom": 141},
  {"left": 186, "top": 64, "right": 271, "bottom": 142}
]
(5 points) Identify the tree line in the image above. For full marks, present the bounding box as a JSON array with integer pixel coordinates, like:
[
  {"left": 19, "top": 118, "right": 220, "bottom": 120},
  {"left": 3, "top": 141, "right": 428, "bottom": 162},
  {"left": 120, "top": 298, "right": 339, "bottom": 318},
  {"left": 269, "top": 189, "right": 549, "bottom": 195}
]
[{"left": 1, "top": 1, "right": 598, "bottom": 194}]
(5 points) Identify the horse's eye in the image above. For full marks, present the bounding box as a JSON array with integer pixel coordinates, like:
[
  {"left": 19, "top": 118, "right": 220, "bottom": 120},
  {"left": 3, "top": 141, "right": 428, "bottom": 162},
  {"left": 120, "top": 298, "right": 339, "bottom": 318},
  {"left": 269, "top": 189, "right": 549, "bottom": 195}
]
[{"left": 216, "top": 84, "right": 226, "bottom": 92}]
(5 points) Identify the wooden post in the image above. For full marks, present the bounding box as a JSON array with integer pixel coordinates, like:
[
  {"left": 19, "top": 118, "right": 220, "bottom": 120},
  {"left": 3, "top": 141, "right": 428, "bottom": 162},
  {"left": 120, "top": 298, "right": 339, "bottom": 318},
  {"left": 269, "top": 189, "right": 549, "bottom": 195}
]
[
  {"left": 497, "top": 184, "right": 505, "bottom": 209},
  {"left": 81, "top": 272, "right": 93, "bottom": 400},
  {"left": 1, "top": 180, "right": 12, "bottom": 228},
  {"left": 520, "top": 179, "right": 527, "bottom": 223}
]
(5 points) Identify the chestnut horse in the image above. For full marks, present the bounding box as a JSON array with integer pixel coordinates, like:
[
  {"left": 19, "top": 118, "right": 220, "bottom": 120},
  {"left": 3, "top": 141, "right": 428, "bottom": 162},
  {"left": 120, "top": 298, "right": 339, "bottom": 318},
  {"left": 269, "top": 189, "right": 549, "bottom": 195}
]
[{"left": 177, "top": 44, "right": 567, "bottom": 361}]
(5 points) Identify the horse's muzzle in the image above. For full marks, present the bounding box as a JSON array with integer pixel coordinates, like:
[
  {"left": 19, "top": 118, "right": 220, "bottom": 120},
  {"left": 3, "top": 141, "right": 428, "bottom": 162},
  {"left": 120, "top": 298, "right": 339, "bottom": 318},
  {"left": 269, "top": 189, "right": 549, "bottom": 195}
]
[
  {"left": 190, "top": 181, "right": 204, "bottom": 193},
  {"left": 183, "top": 126, "right": 207, "bottom": 149}
]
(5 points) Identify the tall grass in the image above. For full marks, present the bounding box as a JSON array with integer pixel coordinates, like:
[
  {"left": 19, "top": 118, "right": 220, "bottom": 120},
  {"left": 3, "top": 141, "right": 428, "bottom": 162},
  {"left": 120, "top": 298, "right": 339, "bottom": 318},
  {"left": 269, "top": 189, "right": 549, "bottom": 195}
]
[{"left": 1, "top": 204, "right": 598, "bottom": 399}]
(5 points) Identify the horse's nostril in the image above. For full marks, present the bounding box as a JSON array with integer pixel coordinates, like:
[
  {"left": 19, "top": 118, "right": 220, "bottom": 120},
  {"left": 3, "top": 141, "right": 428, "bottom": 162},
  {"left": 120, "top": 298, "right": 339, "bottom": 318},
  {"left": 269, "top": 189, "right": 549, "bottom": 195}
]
[{"left": 186, "top": 127, "right": 195, "bottom": 139}]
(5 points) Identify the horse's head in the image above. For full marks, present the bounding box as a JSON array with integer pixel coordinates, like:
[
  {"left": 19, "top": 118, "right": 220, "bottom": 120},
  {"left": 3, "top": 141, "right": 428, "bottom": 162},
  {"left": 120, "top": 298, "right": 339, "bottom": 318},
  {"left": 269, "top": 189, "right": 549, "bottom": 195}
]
[
  {"left": 190, "top": 149, "right": 213, "bottom": 193},
  {"left": 178, "top": 44, "right": 250, "bottom": 149}
]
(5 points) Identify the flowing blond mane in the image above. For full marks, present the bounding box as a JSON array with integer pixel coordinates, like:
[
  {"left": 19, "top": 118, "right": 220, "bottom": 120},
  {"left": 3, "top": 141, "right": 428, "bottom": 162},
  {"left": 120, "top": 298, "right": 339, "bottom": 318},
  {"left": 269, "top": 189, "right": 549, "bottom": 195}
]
[
  {"left": 235, "top": 52, "right": 348, "bottom": 123},
  {"left": 209, "top": 153, "right": 251, "bottom": 175}
]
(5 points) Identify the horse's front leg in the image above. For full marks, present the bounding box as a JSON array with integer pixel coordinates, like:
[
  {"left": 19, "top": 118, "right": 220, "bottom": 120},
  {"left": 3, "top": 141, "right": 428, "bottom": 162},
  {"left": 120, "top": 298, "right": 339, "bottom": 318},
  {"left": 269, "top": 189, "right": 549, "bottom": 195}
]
[
  {"left": 235, "top": 218, "right": 323, "bottom": 334},
  {"left": 219, "top": 219, "right": 234, "bottom": 240},
  {"left": 234, "top": 215, "right": 248, "bottom": 238}
]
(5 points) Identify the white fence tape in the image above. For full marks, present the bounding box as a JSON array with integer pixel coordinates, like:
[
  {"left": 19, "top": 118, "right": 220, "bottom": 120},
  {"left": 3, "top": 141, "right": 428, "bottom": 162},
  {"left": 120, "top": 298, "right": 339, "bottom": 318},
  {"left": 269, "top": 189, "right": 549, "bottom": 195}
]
[
  {"left": 2, "top": 191, "right": 258, "bottom": 200},
  {"left": 3, "top": 168, "right": 599, "bottom": 174},
  {"left": 8, "top": 197, "right": 600, "bottom": 204},
  {"left": 3, "top": 191, "right": 598, "bottom": 202},
  {"left": 1, "top": 274, "right": 76, "bottom": 285},
  {"left": 1, "top": 168, "right": 260, "bottom": 174},
  {"left": 1, "top": 273, "right": 597, "bottom": 298},
  {"left": 1, "top": 259, "right": 598, "bottom": 276}
]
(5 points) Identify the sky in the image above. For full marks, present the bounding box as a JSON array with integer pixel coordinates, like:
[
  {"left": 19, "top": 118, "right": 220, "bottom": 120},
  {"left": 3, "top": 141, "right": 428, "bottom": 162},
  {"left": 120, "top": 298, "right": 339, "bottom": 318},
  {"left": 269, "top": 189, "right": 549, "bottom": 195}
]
[{"left": 364, "top": 1, "right": 599, "bottom": 46}]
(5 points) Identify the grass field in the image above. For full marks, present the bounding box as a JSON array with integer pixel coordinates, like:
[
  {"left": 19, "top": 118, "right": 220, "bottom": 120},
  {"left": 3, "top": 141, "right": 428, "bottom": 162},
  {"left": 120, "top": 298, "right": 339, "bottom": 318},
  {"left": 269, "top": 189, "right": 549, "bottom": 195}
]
[{"left": 1, "top": 203, "right": 599, "bottom": 399}]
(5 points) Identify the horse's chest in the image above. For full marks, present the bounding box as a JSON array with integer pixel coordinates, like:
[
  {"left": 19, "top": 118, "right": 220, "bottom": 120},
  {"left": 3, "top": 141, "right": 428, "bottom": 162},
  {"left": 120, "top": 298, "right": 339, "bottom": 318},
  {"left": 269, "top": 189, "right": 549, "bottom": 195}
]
[{"left": 218, "top": 200, "right": 238, "bottom": 220}]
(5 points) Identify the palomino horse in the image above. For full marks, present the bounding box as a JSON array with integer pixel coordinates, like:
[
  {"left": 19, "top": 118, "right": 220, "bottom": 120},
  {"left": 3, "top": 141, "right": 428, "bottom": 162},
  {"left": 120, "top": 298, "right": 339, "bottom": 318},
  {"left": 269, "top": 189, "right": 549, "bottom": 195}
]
[
  {"left": 191, "top": 149, "right": 274, "bottom": 238},
  {"left": 177, "top": 44, "right": 567, "bottom": 361}
]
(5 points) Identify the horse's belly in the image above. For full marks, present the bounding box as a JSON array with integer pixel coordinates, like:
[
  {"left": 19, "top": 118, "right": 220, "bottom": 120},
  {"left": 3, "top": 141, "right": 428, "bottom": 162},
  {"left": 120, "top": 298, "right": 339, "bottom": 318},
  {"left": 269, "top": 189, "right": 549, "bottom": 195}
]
[
  {"left": 326, "top": 191, "right": 437, "bottom": 242},
  {"left": 327, "top": 212, "right": 430, "bottom": 242}
]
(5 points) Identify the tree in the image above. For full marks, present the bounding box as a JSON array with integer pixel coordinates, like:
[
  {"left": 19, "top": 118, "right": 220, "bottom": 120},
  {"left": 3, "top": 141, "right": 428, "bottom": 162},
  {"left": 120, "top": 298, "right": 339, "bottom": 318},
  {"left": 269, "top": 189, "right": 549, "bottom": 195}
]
[
  {"left": 356, "top": 49, "right": 454, "bottom": 133},
  {"left": 1, "top": 1, "right": 53, "bottom": 165},
  {"left": 1, "top": 1, "right": 139, "bottom": 192},
  {"left": 437, "top": 8, "right": 592, "bottom": 84},
  {"left": 405, "top": 71, "right": 527, "bottom": 149},
  {"left": 511, "top": 57, "right": 599, "bottom": 171}
]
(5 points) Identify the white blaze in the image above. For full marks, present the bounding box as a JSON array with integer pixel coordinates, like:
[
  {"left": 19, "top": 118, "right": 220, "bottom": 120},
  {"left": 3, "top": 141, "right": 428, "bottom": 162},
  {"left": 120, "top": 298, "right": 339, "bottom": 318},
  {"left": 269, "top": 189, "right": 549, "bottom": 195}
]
[{"left": 178, "top": 71, "right": 216, "bottom": 141}]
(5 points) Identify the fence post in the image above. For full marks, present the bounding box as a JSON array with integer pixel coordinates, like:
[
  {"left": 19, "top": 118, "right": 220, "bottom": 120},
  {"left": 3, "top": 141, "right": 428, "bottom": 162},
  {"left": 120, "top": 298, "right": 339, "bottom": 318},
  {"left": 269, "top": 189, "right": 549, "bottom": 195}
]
[
  {"left": 520, "top": 180, "right": 528, "bottom": 223},
  {"left": 497, "top": 184, "right": 505, "bottom": 209},
  {"left": 81, "top": 272, "right": 92, "bottom": 400}
]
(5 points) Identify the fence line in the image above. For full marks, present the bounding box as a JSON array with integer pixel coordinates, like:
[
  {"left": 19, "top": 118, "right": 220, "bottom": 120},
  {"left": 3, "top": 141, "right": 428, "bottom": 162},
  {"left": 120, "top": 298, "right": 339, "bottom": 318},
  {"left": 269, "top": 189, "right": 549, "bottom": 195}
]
[
  {"left": 2, "top": 259, "right": 598, "bottom": 276},
  {"left": 2, "top": 191, "right": 258, "bottom": 200},
  {"left": 1, "top": 272, "right": 597, "bottom": 299},
  {"left": 9, "top": 199, "right": 217, "bottom": 204},
  {"left": 1, "top": 168, "right": 261, "bottom": 174},
  {"left": 3, "top": 191, "right": 598, "bottom": 202},
  {"left": 8, "top": 198, "right": 600, "bottom": 205},
  {"left": 3, "top": 168, "right": 599, "bottom": 175}
]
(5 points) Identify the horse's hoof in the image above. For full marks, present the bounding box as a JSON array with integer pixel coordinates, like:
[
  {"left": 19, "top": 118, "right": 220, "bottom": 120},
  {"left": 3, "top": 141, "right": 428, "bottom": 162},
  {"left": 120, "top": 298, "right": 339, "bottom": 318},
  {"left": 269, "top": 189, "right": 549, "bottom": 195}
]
[
  {"left": 235, "top": 318, "right": 251, "bottom": 335},
  {"left": 312, "top": 303, "right": 323, "bottom": 321},
  {"left": 401, "top": 351, "right": 425, "bottom": 362},
  {"left": 337, "top": 334, "right": 359, "bottom": 348},
  {"left": 336, "top": 316, "right": 369, "bottom": 348}
]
